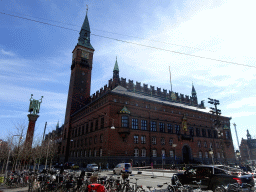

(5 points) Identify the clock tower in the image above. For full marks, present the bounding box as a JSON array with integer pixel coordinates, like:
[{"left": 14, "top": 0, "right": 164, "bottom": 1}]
[
  {"left": 63, "top": 12, "right": 94, "bottom": 161},
  {"left": 65, "top": 12, "right": 94, "bottom": 122}
]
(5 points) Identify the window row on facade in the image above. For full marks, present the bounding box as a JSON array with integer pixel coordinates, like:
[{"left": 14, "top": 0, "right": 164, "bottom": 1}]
[
  {"left": 123, "top": 116, "right": 231, "bottom": 139},
  {"left": 63, "top": 117, "right": 105, "bottom": 139},
  {"left": 70, "top": 134, "right": 104, "bottom": 148},
  {"left": 70, "top": 148, "right": 103, "bottom": 158}
]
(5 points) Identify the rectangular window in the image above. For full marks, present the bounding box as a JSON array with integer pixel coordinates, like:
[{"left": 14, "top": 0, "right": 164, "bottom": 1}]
[
  {"left": 132, "top": 118, "right": 138, "bottom": 129},
  {"left": 208, "top": 129, "right": 212, "bottom": 138},
  {"left": 90, "top": 122, "right": 94, "bottom": 132},
  {"left": 161, "top": 137, "right": 165, "bottom": 145},
  {"left": 122, "top": 116, "right": 129, "bottom": 128},
  {"left": 198, "top": 141, "right": 201, "bottom": 148},
  {"left": 141, "top": 136, "right": 146, "bottom": 144},
  {"left": 101, "top": 117, "right": 104, "bottom": 129},
  {"left": 205, "top": 152, "right": 209, "bottom": 158},
  {"left": 100, "top": 148, "right": 102, "bottom": 157},
  {"left": 226, "top": 131, "right": 230, "bottom": 139},
  {"left": 216, "top": 142, "right": 219, "bottom": 148},
  {"left": 152, "top": 137, "right": 156, "bottom": 145},
  {"left": 142, "top": 149, "right": 146, "bottom": 157},
  {"left": 134, "top": 148, "right": 139, "bottom": 157},
  {"left": 86, "top": 123, "right": 89, "bottom": 133},
  {"left": 134, "top": 135, "right": 138, "bottom": 144},
  {"left": 199, "top": 151, "right": 202, "bottom": 158},
  {"left": 167, "top": 124, "right": 173, "bottom": 133},
  {"left": 170, "top": 150, "right": 174, "bottom": 158},
  {"left": 204, "top": 141, "right": 207, "bottom": 148},
  {"left": 95, "top": 119, "right": 98, "bottom": 131},
  {"left": 196, "top": 128, "right": 200, "bottom": 137},
  {"left": 159, "top": 122, "right": 165, "bottom": 132},
  {"left": 175, "top": 125, "right": 180, "bottom": 134},
  {"left": 151, "top": 121, "right": 157, "bottom": 132},
  {"left": 202, "top": 129, "right": 206, "bottom": 137},
  {"left": 189, "top": 127, "right": 194, "bottom": 136},
  {"left": 213, "top": 130, "right": 217, "bottom": 138},
  {"left": 82, "top": 126, "right": 84, "bottom": 135},
  {"left": 141, "top": 120, "right": 147, "bottom": 130},
  {"left": 100, "top": 134, "right": 103, "bottom": 143},
  {"left": 169, "top": 138, "right": 173, "bottom": 146},
  {"left": 153, "top": 149, "right": 157, "bottom": 157}
]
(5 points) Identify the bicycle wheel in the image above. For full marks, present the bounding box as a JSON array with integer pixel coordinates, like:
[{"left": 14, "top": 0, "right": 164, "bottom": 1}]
[
  {"left": 167, "top": 185, "right": 175, "bottom": 192},
  {"left": 214, "top": 186, "right": 226, "bottom": 192}
]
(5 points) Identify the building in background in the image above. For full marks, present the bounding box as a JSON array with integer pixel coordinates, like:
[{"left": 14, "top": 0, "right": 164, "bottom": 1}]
[
  {"left": 59, "top": 13, "right": 236, "bottom": 167},
  {"left": 240, "top": 130, "right": 256, "bottom": 166}
]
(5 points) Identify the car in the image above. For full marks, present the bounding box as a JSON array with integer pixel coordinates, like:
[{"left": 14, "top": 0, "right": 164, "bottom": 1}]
[
  {"left": 86, "top": 164, "right": 98, "bottom": 172},
  {"left": 113, "top": 163, "right": 132, "bottom": 175},
  {"left": 71, "top": 164, "right": 79, "bottom": 170},
  {"left": 172, "top": 165, "right": 255, "bottom": 192}
]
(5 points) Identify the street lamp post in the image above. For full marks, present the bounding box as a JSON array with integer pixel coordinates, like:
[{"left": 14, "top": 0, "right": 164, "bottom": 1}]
[
  {"left": 5, "top": 135, "right": 22, "bottom": 178},
  {"left": 45, "top": 140, "right": 52, "bottom": 170},
  {"left": 236, "top": 150, "right": 240, "bottom": 166},
  {"left": 172, "top": 144, "right": 177, "bottom": 166}
]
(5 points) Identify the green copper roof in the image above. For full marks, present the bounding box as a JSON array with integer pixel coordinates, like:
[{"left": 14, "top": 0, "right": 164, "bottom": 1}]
[
  {"left": 223, "top": 124, "right": 229, "bottom": 129},
  {"left": 77, "top": 13, "right": 94, "bottom": 50},
  {"left": 192, "top": 83, "right": 197, "bottom": 95},
  {"left": 113, "top": 57, "right": 119, "bottom": 72},
  {"left": 120, "top": 106, "right": 130, "bottom": 114},
  {"left": 81, "top": 14, "right": 90, "bottom": 32}
]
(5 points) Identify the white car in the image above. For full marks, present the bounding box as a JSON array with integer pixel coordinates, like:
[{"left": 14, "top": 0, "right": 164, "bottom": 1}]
[
  {"left": 86, "top": 164, "right": 98, "bottom": 172},
  {"left": 113, "top": 163, "right": 132, "bottom": 174}
]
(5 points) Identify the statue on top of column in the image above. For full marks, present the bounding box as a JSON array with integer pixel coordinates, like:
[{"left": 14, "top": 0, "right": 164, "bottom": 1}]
[{"left": 28, "top": 94, "right": 43, "bottom": 115}]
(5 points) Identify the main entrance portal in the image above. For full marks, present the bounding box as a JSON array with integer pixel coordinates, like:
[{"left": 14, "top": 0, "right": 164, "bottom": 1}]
[{"left": 182, "top": 145, "right": 190, "bottom": 164}]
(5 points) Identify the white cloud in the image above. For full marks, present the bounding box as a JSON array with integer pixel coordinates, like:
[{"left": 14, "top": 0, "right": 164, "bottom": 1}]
[
  {"left": 1, "top": 48, "right": 15, "bottom": 56},
  {"left": 226, "top": 97, "right": 256, "bottom": 109}
]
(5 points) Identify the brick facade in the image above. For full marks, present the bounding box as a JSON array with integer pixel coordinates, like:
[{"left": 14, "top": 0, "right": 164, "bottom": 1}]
[{"left": 60, "top": 13, "right": 236, "bottom": 167}]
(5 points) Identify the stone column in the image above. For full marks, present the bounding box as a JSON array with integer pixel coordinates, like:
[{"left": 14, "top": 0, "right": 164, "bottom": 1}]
[{"left": 25, "top": 114, "right": 39, "bottom": 148}]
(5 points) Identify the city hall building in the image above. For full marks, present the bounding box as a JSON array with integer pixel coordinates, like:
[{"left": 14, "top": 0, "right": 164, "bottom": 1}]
[{"left": 60, "top": 13, "right": 236, "bottom": 167}]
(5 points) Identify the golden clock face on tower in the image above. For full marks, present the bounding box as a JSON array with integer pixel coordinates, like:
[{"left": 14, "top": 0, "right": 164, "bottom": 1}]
[{"left": 81, "top": 50, "right": 89, "bottom": 59}]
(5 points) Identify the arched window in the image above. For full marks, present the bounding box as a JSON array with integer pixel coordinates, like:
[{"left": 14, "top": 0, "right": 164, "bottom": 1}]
[
  {"left": 84, "top": 150, "right": 87, "bottom": 157},
  {"left": 199, "top": 151, "right": 202, "bottom": 159}
]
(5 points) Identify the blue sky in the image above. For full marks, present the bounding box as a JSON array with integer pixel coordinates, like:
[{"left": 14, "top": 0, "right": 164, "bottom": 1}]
[{"left": 1, "top": 0, "right": 255, "bottom": 149}]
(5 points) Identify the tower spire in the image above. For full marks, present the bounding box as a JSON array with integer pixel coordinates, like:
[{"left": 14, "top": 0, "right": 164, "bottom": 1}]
[
  {"left": 113, "top": 56, "right": 119, "bottom": 80},
  {"left": 77, "top": 8, "right": 94, "bottom": 50}
]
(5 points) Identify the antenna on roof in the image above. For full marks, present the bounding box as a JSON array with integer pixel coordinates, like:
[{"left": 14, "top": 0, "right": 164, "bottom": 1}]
[{"left": 169, "top": 66, "right": 172, "bottom": 92}]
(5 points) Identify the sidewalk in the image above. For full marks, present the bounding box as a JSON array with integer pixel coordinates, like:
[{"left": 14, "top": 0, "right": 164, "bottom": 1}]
[
  {"left": 0, "top": 186, "right": 28, "bottom": 192},
  {"left": 133, "top": 168, "right": 184, "bottom": 178}
]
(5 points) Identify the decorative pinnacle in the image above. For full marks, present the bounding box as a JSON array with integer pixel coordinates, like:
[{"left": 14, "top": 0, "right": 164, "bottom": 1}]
[{"left": 86, "top": 5, "right": 88, "bottom": 15}]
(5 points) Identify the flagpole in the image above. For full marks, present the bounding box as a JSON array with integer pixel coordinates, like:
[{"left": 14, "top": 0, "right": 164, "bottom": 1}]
[{"left": 169, "top": 66, "right": 172, "bottom": 92}]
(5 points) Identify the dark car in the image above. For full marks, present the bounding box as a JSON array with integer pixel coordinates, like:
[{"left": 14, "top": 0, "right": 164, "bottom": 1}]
[{"left": 172, "top": 165, "right": 254, "bottom": 192}]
